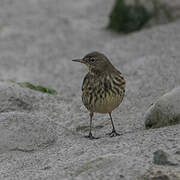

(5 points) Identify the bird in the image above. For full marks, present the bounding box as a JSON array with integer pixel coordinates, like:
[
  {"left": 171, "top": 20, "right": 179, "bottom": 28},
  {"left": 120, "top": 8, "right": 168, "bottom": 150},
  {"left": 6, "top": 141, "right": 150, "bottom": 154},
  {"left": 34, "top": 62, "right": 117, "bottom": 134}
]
[{"left": 72, "top": 51, "right": 125, "bottom": 139}]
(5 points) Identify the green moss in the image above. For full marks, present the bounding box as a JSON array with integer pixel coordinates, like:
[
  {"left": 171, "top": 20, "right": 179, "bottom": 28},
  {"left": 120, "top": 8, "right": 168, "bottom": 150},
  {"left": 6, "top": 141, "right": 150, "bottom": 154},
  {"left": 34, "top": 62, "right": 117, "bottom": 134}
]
[
  {"left": 108, "top": 0, "right": 174, "bottom": 34},
  {"left": 107, "top": 0, "right": 151, "bottom": 33},
  {"left": 17, "top": 82, "right": 57, "bottom": 95}
]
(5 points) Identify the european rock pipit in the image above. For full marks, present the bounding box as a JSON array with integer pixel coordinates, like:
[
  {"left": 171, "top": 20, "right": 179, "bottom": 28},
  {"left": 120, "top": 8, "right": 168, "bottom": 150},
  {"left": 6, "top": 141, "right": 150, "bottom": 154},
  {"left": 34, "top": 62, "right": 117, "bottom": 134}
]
[{"left": 72, "top": 52, "right": 125, "bottom": 139}]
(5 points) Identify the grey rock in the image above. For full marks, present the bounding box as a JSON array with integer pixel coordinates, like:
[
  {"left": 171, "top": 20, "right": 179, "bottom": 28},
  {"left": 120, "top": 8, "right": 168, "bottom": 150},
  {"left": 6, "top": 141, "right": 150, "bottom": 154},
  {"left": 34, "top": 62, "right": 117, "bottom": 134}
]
[
  {"left": 175, "top": 149, "right": 180, "bottom": 155},
  {"left": 145, "top": 87, "right": 180, "bottom": 129},
  {"left": 0, "top": 111, "right": 57, "bottom": 153},
  {"left": 153, "top": 150, "right": 178, "bottom": 166},
  {"left": 0, "top": 81, "right": 40, "bottom": 113},
  {"left": 140, "top": 169, "right": 180, "bottom": 180}
]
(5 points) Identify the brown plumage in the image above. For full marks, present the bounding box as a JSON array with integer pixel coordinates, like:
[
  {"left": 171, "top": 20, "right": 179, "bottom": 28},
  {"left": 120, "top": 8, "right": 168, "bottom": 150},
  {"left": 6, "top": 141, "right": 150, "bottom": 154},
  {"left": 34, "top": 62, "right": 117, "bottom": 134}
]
[{"left": 72, "top": 51, "right": 125, "bottom": 139}]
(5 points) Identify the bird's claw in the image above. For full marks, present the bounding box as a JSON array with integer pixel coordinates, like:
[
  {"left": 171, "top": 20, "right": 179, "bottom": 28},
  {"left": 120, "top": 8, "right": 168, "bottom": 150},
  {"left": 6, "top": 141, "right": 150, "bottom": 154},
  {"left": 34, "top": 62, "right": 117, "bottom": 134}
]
[
  {"left": 85, "top": 132, "right": 99, "bottom": 140},
  {"left": 107, "top": 130, "right": 121, "bottom": 137}
]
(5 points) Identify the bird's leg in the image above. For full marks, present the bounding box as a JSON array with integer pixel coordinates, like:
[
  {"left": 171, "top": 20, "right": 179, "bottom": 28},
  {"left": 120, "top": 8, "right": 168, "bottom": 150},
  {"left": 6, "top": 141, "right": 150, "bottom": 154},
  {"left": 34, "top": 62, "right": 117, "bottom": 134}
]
[
  {"left": 85, "top": 112, "right": 99, "bottom": 140},
  {"left": 107, "top": 112, "right": 121, "bottom": 137}
]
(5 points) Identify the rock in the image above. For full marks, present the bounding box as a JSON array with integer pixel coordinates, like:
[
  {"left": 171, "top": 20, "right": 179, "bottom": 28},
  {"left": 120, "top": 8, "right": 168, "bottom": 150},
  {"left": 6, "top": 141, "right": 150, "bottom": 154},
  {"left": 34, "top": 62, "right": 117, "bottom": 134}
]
[
  {"left": 0, "top": 81, "right": 40, "bottom": 113},
  {"left": 153, "top": 150, "right": 178, "bottom": 166},
  {"left": 175, "top": 149, "right": 180, "bottom": 155},
  {"left": 0, "top": 112, "right": 57, "bottom": 153},
  {"left": 145, "top": 87, "right": 180, "bottom": 129},
  {"left": 140, "top": 169, "right": 180, "bottom": 180}
]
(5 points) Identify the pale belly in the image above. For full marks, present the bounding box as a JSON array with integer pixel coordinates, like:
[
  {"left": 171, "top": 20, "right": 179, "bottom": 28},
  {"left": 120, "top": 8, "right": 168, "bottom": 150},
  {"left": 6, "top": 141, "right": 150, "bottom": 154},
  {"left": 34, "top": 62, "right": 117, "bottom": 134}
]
[{"left": 94, "top": 94, "right": 123, "bottom": 113}]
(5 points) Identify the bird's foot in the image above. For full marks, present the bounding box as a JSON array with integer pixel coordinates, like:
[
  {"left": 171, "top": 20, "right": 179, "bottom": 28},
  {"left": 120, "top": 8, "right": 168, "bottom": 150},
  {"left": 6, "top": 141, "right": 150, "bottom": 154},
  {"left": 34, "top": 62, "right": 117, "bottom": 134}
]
[
  {"left": 106, "top": 130, "right": 121, "bottom": 137},
  {"left": 85, "top": 132, "right": 99, "bottom": 140}
]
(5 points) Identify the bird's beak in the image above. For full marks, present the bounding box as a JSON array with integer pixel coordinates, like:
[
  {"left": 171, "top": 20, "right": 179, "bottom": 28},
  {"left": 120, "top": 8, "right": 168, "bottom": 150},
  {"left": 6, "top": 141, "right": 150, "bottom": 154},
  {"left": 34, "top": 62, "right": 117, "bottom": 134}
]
[{"left": 72, "top": 59, "right": 84, "bottom": 63}]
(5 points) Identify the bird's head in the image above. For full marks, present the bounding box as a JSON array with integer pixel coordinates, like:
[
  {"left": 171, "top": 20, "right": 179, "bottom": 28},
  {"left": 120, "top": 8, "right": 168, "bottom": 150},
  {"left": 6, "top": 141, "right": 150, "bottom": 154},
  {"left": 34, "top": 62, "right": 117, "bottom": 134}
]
[{"left": 72, "top": 51, "right": 114, "bottom": 74}]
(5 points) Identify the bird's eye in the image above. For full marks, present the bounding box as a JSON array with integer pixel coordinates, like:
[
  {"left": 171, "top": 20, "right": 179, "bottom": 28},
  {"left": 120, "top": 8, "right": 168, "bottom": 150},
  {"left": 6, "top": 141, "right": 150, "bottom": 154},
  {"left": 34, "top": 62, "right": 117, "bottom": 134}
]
[{"left": 90, "top": 57, "right": 95, "bottom": 63}]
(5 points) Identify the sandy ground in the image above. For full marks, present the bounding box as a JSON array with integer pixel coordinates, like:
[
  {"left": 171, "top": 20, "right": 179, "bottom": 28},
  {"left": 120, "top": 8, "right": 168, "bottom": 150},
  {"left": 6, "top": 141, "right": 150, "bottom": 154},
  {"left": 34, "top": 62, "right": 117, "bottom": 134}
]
[{"left": 0, "top": 0, "right": 180, "bottom": 179}]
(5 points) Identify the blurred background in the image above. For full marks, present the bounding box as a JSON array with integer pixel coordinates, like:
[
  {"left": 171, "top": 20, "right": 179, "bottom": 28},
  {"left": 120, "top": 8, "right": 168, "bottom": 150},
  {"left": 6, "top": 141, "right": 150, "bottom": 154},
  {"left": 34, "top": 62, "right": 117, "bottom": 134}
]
[{"left": 0, "top": 0, "right": 179, "bottom": 94}]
